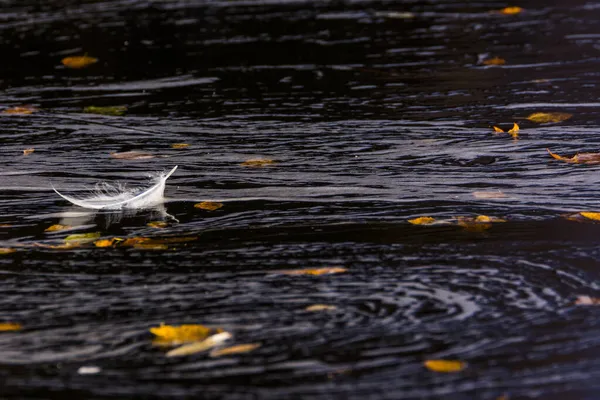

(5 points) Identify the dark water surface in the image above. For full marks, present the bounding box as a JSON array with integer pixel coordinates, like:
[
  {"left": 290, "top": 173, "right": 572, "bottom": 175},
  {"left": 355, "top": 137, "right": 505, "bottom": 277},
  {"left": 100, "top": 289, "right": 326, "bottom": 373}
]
[{"left": 3, "top": 0, "right": 600, "bottom": 398}]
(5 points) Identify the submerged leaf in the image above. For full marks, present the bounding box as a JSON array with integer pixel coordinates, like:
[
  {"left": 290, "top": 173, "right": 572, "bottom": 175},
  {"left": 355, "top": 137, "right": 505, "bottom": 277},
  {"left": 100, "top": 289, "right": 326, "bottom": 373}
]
[
  {"left": 278, "top": 267, "right": 347, "bottom": 276},
  {"left": 483, "top": 57, "right": 505, "bottom": 66},
  {"left": 45, "top": 224, "right": 72, "bottom": 232},
  {"left": 408, "top": 216, "right": 436, "bottom": 225},
  {"left": 83, "top": 106, "right": 127, "bottom": 116},
  {"left": 62, "top": 55, "right": 98, "bottom": 69},
  {"left": 0, "top": 322, "right": 22, "bottom": 331},
  {"left": 194, "top": 201, "right": 223, "bottom": 211},
  {"left": 167, "top": 332, "right": 232, "bottom": 357},
  {"left": 499, "top": 6, "right": 523, "bottom": 15},
  {"left": 2, "top": 105, "right": 37, "bottom": 115},
  {"left": 241, "top": 158, "right": 276, "bottom": 167},
  {"left": 23, "top": 148, "right": 35, "bottom": 156},
  {"left": 64, "top": 232, "right": 101, "bottom": 243},
  {"left": 0, "top": 248, "right": 16, "bottom": 255},
  {"left": 526, "top": 112, "right": 572, "bottom": 123},
  {"left": 150, "top": 323, "right": 212, "bottom": 345},
  {"left": 171, "top": 143, "right": 189, "bottom": 149},
  {"left": 110, "top": 151, "right": 154, "bottom": 160},
  {"left": 424, "top": 359, "right": 466, "bottom": 373},
  {"left": 472, "top": 191, "right": 507, "bottom": 199},
  {"left": 305, "top": 304, "right": 338, "bottom": 312},
  {"left": 147, "top": 221, "right": 168, "bottom": 229},
  {"left": 210, "top": 343, "right": 261, "bottom": 357},
  {"left": 456, "top": 215, "right": 505, "bottom": 231}
]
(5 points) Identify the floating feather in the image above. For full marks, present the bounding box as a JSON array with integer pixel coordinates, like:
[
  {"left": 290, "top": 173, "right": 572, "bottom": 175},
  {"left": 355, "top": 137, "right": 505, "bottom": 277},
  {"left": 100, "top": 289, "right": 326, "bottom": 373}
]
[{"left": 52, "top": 166, "right": 178, "bottom": 210}]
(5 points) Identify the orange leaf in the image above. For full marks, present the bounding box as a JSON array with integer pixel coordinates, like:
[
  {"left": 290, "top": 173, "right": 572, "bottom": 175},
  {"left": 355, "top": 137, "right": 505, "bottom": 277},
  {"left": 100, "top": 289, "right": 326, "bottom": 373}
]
[
  {"left": 508, "top": 123, "right": 519, "bottom": 138},
  {"left": 121, "top": 237, "right": 149, "bottom": 247},
  {"left": 499, "top": 6, "right": 523, "bottom": 15},
  {"left": 2, "top": 105, "right": 37, "bottom": 115},
  {"left": 580, "top": 212, "right": 600, "bottom": 221},
  {"left": 45, "top": 224, "right": 72, "bottom": 232},
  {"left": 210, "top": 343, "right": 261, "bottom": 357},
  {"left": 424, "top": 359, "right": 466, "bottom": 373},
  {"left": 147, "top": 221, "right": 168, "bottom": 229},
  {"left": 171, "top": 143, "right": 189, "bottom": 149},
  {"left": 62, "top": 55, "right": 98, "bottom": 69},
  {"left": 241, "top": 158, "right": 275, "bottom": 167},
  {"left": 492, "top": 126, "right": 504, "bottom": 133},
  {"left": 0, "top": 322, "right": 22, "bottom": 331},
  {"left": 483, "top": 57, "right": 505, "bottom": 66},
  {"left": 278, "top": 267, "right": 347, "bottom": 276},
  {"left": 94, "top": 238, "right": 116, "bottom": 248},
  {"left": 0, "top": 248, "right": 16, "bottom": 255},
  {"left": 150, "top": 323, "right": 213, "bottom": 345},
  {"left": 408, "top": 216, "right": 436, "bottom": 225},
  {"left": 194, "top": 201, "right": 223, "bottom": 211}
]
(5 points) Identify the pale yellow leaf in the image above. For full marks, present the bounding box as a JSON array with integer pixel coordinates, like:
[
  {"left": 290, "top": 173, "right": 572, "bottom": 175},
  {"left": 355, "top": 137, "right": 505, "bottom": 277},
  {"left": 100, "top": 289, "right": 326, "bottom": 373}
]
[
  {"left": 305, "top": 304, "right": 338, "bottom": 312},
  {"left": 45, "top": 224, "right": 72, "bottom": 232},
  {"left": 424, "top": 359, "right": 466, "bottom": 373},
  {"left": 23, "top": 148, "right": 34, "bottom": 156},
  {"left": 171, "top": 143, "right": 189, "bottom": 149},
  {"left": 575, "top": 295, "right": 600, "bottom": 305},
  {"left": 167, "top": 332, "right": 232, "bottom": 357},
  {"left": 64, "top": 232, "right": 101, "bottom": 243},
  {"left": 526, "top": 112, "right": 572, "bottom": 123},
  {"left": 241, "top": 158, "right": 276, "bottom": 167},
  {"left": 472, "top": 191, "right": 507, "bottom": 199},
  {"left": 210, "top": 343, "right": 261, "bottom": 357}
]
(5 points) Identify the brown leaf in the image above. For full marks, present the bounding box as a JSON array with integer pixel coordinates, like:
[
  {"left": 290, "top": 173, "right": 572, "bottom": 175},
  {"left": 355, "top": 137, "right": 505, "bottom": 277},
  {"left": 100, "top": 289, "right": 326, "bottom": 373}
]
[
  {"left": 547, "top": 149, "right": 600, "bottom": 165},
  {"left": 45, "top": 224, "right": 72, "bottom": 232},
  {"left": 278, "top": 267, "right": 347, "bottom": 276},
  {"left": 62, "top": 55, "right": 98, "bottom": 69},
  {"left": 2, "top": 105, "right": 37, "bottom": 115},
  {"left": 483, "top": 57, "right": 505, "bottom": 66},
  {"left": 110, "top": 151, "right": 154, "bottom": 160},
  {"left": 472, "top": 191, "right": 507, "bottom": 199},
  {"left": 83, "top": 106, "right": 127, "bottom": 116},
  {"left": 424, "top": 359, "right": 466, "bottom": 373},
  {"left": 305, "top": 304, "right": 338, "bottom": 312},
  {"left": 194, "top": 201, "right": 223, "bottom": 211},
  {"left": 210, "top": 343, "right": 261, "bottom": 357},
  {"left": 526, "top": 112, "right": 572, "bottom": 123},
  {"left": 171, "top": 143, "right": 189, "bottom": 149},
  {"left": 241, "top": 158, "right": 276, "bottom": 167},
  {"left": 0, "top": 322, "right": 22, "bottom": 331}
]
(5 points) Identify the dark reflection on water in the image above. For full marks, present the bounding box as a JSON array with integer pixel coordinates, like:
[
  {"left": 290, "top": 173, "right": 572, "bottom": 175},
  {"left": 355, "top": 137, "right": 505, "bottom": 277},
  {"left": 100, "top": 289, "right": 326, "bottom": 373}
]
[{"left": 2, "top": 0, "right": 600, "bottom": 398}]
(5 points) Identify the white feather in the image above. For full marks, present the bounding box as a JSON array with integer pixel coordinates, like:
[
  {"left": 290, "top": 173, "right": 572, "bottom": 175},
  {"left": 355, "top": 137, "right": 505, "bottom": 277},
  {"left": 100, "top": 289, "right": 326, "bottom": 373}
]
[{"left": 52, "top": 166, "right": 178, "bottom": 210}]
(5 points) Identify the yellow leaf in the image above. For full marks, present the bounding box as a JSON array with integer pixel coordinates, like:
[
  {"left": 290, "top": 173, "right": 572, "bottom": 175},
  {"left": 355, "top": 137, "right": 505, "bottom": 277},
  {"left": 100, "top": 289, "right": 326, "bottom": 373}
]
[
  {"left": 121, "top": 237, "right": 149, "bottom": 247},
  {"left": 2, "top": 105, "right": 37, "bottom": 115},
  {"left": 0, "top": 248, "right": 16, "bottom": 255},
  {"left": 456, "top": 215, "right": 504, "bottom": 231},
  {"left": 424, "top": 359, "right": 466, "bottom": 373},
  {"left": 547, "top": 149, "right": 600, "bottom": 164},
  {"left": 575, "top": 295, "right": 600, "bottom": 305},
  {"left": 23, "top": 148, "right": 34, "bottom": 156},
  {"left": 94, "top": 238, "right": 116, "bottom": 248},
  {"left": 150, "top": 323, "right": 213, "bottom": 345},
  {"left": 472, "top": 191, "right": 507, "bottom": 199},
  {"left": 483, "top": 57, "right": 505, "bottom": 66},
  {"left": 278, "top": 267, "right": 347, "bottom": 276},
  {"left": 45, "top": 224, "right": 72, "bottom": 232},
  {"left": 147, "top": 221, "right": 168, "bottom": 229},
  {"left": 171, "top": 143, "right": 189, "bottom": 149},
  {"left": 475, "top": 215, "right": 506, "bottom": 223},
  {"left": 194, "top": 201, "right": 223, "bottom": 211},
  {"left": 408, "top": 216, "right": 436, "bottom": 225},
  {"left": 110, "top": 151, "right": 154, "bottom": 160},
  {"left": 526, "top": 112, "right": 572, "bottom": 123},
  {"left": 167, "top": 332, "right": 232, "bottom": 357},
  {"left": 499, "top": 6, "right": 523, "bottom": 15},
  {"left": 64, "top": 232, "right": 101, "bottom": 243},
  {"left": 133, "top": 243, "right": 168, "bottom": 250},
  {"left": 62, "top": 55, "right": 98, "bottom": 69},
  {"left": 83, "top": 106, "right": 127, "bottom": 116},
  {"left": 241, "top": 158, "right": 276, "bottom": 167},
  {"left": 305, "top": 304, "right": 338, "bottom": 312},
  {"left": 580, "top": 212, "right": 600, "bottom": 221},
  {"left": 492, "top": 126, "right": 504, "bottom": 133},
  {"left": 0, "top": 322, "right": 22, "bottom": 331},
  {"left": 508, "top": 123, "right": 519, "bottom": 138},
  {"left": 210, "top": 343, "right": 261, "bottom": 357}
]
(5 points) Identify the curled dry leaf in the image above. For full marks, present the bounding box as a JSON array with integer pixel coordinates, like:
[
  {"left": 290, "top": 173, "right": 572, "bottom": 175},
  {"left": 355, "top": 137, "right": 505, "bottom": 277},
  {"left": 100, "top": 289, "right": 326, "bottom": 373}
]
[
  {"left": 305, "top": 304, "right": 338, "bottom": 312},
  {"left": 483, "top": 57, "right": 505, "bottom": 66},
  {"left": 147, "top": 221, "right": 168, "bottom": 229},
  {"left": 424, "top": 359, "right": 467, "bottom": 373},
  {"left": 499, "top": 6, "right": 523, "bottom": 15},
  {"left": 210, "top": 343, "right": 261, "bottom": 357},
  {"left": 83, "top": 106, "right": 127, "bottom": 116},
  {"left": 194, "top": 201, "right": 223, "bottom": 211},
  {"left": 575, "top": 295, "right": 600, "bottom": 305},
  {"left": 408, "top": 216, "right": 436, "bottom": 225},
  {"left": 45, "top": 224, "right": 72, "bottom": 232},
  {"left": 547, "top": 149, "right": 600, "bottom": 165},
  {"left": 472, "top": 191, "right": 507, "bottom": 199},
  {"left": 278, "top": 267, "right": 347, "bottom": 276},
  {"left": 23, "top": 148, "right": 35, "bottom": 156},
  {"left": 150, "top": 323, "right": 213, "bottom": 345},
  {"left": 110, "top": 151, "right": 154, "bottom": 160},
  {"left": 171, "top": 143, "right": 189, "bottom": 149},
  {"left": 241, "top": 158, "right": 276, "bottom": 167},
  {"left": 0, "top": 322, "right": 22, "bottom": 331},
  {"left": 526, "top": 112, "right": 572, "bottom": 123},
  {"left": 2, "top": 105, "right": 37, "bottom": 115},
  {"left": 0, "top": 248, "right": 16, "bottom": 255},
  {"left": 167, "top": 332, "right": 232, "bottom": 357},
  {"left": 62, "top": 55, "right": 98, "bottom": 69}
]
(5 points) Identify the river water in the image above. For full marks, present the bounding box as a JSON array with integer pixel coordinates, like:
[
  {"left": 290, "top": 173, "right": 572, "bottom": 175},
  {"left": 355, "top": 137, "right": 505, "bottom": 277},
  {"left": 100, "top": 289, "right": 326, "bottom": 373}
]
[{"left": 2, "top": 1, "right": 600, "bottom": 399}]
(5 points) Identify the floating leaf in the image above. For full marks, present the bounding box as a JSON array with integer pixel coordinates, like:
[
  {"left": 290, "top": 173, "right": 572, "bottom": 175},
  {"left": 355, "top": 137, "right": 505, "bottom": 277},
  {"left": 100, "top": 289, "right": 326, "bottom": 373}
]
[
  {"left": 78, "top": 366, "right": 101, "bottom": 375},
  {"left": 2, "top": 105, "right": 37, "bottom": 115},
  {"left": 171, "top": 143, "right": 189, "bottom": 149},
  {"left": 424, "top": 359, "right": 466, "bottom": 373},
  {"left": 0, "top": 322, "right": 22, "bottom": 331},
  {"left": 241, "top": 158, "right": 276, "bottom": 167},
  {"left": 210, "top": 343, "right": 261, "bottom": 357},
  {"left": 472, "top": 191, "right": 507, "bottom": 199},
  {"left": 499, "top": 6, "right": 523, "bottom": 15},
  {"left": 194, "top": 201, "right": 223, "bottom": 211},
  {"left": 45, "top": 224, "right": 72, "bottom": 232},
  {"left": 23, "top": 148, "right": 35, "bottom": 156},
  {"left": 150, "top": 323, "right": 213, "bottom": 345},
  {"left": 167, "top": 332, "right": 232, "bottom": 357},
  {"left": 456, "top": 215, "right": 505, "bottom": 231},
  {"left": 483, "top": 57, "right": 505, "bottom": 66},
  {"left": 374, "top": 11, "right": 415, "bottom": 19},
  {"left": 64, "top": 232, "right": 101, "bottom": 243},
  {"left": 133, "top": 243, "right": 168, "bottom": 250},
  {"left": 0, "top": 248, "right": 16, "bottom": 255},
  {"left": 94, "top": 238, "right": 116, "bottom": 248},
  {"left": 121, "top": 237, "right": 149, "bottom": 247},
  {"left": 35, "top": 242, "right": 82, "bottom": 250},
  {"left": 144, "top": 236, "right": 198, "bottom": 245},
  {"left": 110, "top": 151, "right": 154, "bottom": 160},
  {"left": 547, "top": 149, "right": 600, "bottom": 165},
  {"left": 62, "top": 55, "right": 98, "bottom": 69},
  {"left": 83, "top": 106, "right": 127, "bottom": 116},
  {"left": 147, "top": 221, "right": 168, "bottom": 229},
  {"left": 408, "top": 216, "right": 436, "bottom": 225},
  {"left": 492, "top": 126, "right": 504, "bottom": 133},
  {"left": 526, "top": 112, "right": 572, "bottom": 123},
  {"left": 580, "top": 212, "right": 600, "bottom": 221},
  {"left": 305, "top": 304, "right": 338, "bottom": 312},
  {"left": 507, "top": 123, "right": 519, "bottom": 138},
  {"left": 575, "top": 295, "right": 600, "bottom": 305},
  {"left": 278, "top": 267, "right": 347, "bottom": 276}
]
